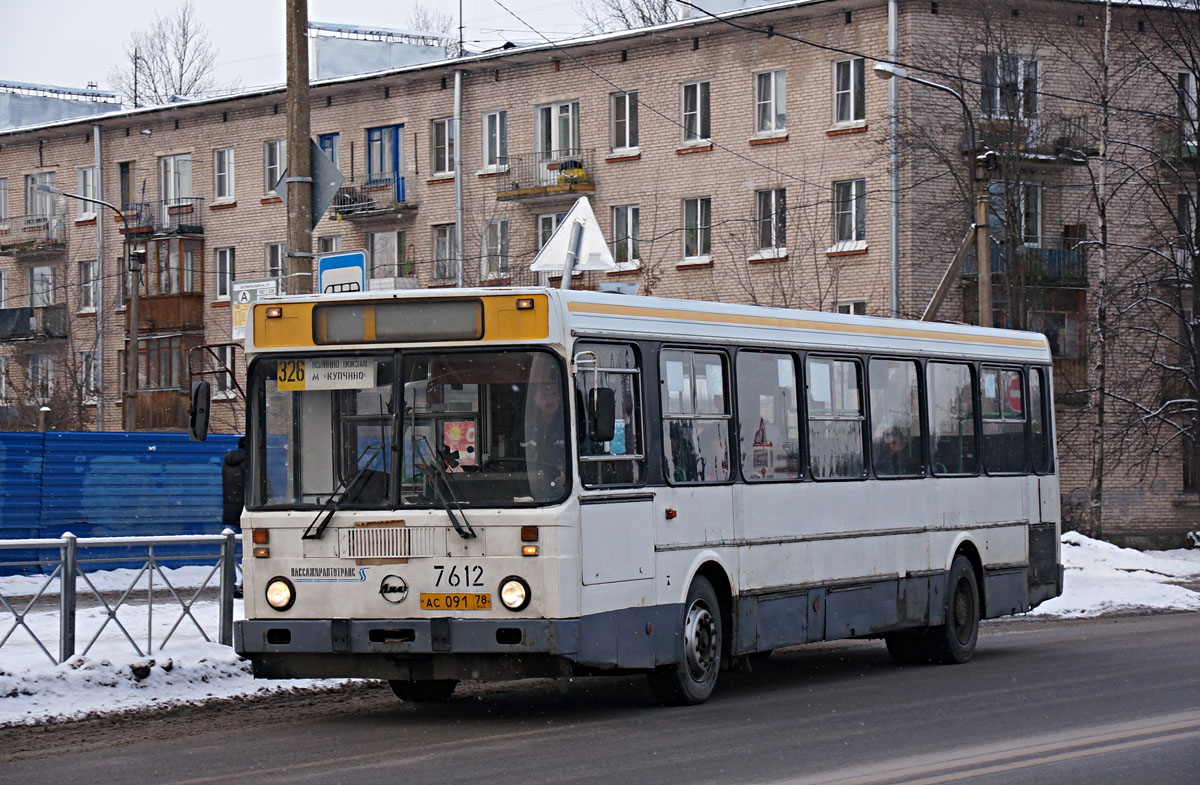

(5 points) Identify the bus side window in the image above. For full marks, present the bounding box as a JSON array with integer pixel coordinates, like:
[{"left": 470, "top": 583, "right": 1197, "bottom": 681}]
[
  {"left": 575, "top": 343, "right": 643, "bottom": 487},
  {"left": 981, "top": 366, "right": 1026, "bottom": 473},
  {"left": 806, "top": 357, "right": 865, "bottom": 479},
  {"left": 662, "top": 349, "right": 731, "bottom": 484},
  {"left": 1030, "top": 368, "right": 1050, "bottom": 473},
  {"left": 927, "top": 362, "right": 977, "bottom": 475},
  {"left": 737, "top": 351, "right": 800, "bottom": 481},
  {"left": 868, "top": 359, "right": 924, "bottom": 477}
]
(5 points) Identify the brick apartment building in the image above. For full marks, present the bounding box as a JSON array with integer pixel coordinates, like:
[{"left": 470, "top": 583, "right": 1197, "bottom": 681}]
[{"left": 0, "top": 0, "right": 1196, "bottom": 545}]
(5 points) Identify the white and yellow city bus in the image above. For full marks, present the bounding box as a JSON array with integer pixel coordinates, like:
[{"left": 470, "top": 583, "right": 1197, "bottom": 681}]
[{"left": 197, "top": 287, "right": 1061, "bottom": 705}]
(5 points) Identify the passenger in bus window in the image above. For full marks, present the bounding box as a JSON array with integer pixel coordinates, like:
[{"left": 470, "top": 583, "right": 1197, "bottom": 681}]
[
  {"left": 874, "top": 426, "right": 908, "bottom": 476},
  {"left": 526, "top": 378, "right": 567, "bottom": 493}
]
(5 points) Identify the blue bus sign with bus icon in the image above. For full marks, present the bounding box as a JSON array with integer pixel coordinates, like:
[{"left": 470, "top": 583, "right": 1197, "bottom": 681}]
[{"left": 318, "top": 251, "right": 367, "bottom": 294}]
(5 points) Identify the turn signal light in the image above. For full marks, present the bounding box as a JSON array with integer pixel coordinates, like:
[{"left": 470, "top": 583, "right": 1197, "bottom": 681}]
[
  {"left": 265, "top": 306, "right": 283, "bottom": 318},
  {"left": 515, "top": 298, "right": 535, "bottom": 310},
  {"left": 253, "top": 546, "right": 270, "bottom": 558},
  {"left": 520, "top": 526, "right": 538, "bottom": 542},
  {"left": 251, "top": 529, "right": 269, "bottom": 544},
  {"left": 522, "top": 545, "right": 539, "bottom": 557}
]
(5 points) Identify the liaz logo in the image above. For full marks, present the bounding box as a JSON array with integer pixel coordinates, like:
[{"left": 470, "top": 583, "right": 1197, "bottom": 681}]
[{"left": 379, "top": 574, "right": 409, "bottom": 604}]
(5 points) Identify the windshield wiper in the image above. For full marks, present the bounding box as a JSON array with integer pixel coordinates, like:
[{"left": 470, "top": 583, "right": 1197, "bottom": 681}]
[
  {"left": 302, "top": 442, "right": 383, "bottom": 540},
  {"left": 413, "top": 435, "right": 477, "bottom": 540}
]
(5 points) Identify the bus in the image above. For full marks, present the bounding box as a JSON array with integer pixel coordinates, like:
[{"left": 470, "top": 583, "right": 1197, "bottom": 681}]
[{"left": 191, "top": 287, "right": 1062, "bottom": 705}]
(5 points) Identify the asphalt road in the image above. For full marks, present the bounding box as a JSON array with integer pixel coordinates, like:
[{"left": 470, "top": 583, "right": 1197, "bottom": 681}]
[{"left": 3, "top": 612, "right": 1198, "bottom": 785}]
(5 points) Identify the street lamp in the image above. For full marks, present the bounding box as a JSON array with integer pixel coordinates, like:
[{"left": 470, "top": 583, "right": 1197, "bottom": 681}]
[
  {"left": 873, "top": 62, "right": 993, "bottom": 327},
  {"left": 36, "top": 183, "right": 142, "bottom": 430}
]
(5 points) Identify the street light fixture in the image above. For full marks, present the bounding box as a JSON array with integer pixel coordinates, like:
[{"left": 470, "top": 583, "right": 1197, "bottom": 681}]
[
  {"left": 36, "top": 183, "right": 142, "bottom": 430},
  {"left": 873, "top": 61, "right": 992, "bottom": 326}
]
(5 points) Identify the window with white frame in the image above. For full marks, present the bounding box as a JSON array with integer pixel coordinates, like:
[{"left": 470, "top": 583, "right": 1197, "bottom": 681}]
[
  {"left": 987, "top": 182, "right": 1042, "bottom": 247},
  {"left": 368, "top": 230, "right": 407, "bottom": 278},
  {"left": 537, "top": 212, "right": 566, "bottom": 250},
  {"left": 159, "top": 153, "right": 193, "bottom": 205},
  {"left": 1180, "top": 71, "right": 1198, "bottom": 145},
  {"left": 836, "top": 300, "right": 867, "bottom": 315},
  {"left": 0, "top": 270, "right": 7, "bottom": 307},
  {"left": 26, "top": 172, "right": 55, "bottom": 216},
  {"left": 79, "top": 260, "right": 97, "bottom": 311},
  {"left": 1021, "top": 183, "right": 1042, "bottom": 246},
  {"left": 611, "top": 91, "right": 639, "bottom": 150},
  {"left": 30, "top": 265, "right": 55, "bottom": 306},
  {"left": 482, "top": 219, "right": 509, "bottom": 278},
  {"left": 683, "top": 197, "right": 711, "bottom": 260},
  {"left": 434, "top": 224, "right": 457, "bottom": 279},
  {"left": 981, "top": 55, "right": 1039, "bottom": 122},
  {"left": 537, "top": 100, "right": 581, "bottom": 159},
  {"left": 75, "top": 167, "right": 97, "bottom": 218},
  {"left": 0, "top": 178, "right": 7, "bottom": 223},
  {"left": 755, "top": 70, "right": 786, "bottom": 133},
  {"left": 833, "top": 179, "right": 867, "bottom": 245},
  {"left": 214, "top": 344, "right": 234, "bottom": 397},
  {"left": 483, "top": 110, "right": 507, "bottom": 168},
  {"left": 317, "top": 236, "right": 341, "bottom": 255},
  {"left": 80, "top": 351, "right": 98, "bottom": 402},
  {"left": 756, "top": 189, "right": 786, "bottom": 250},
  {"left": 266, "top": 242, "right": 284, "bottom": 279},
  {"left": 264, "top": 139, "right": 285, "bottom": 193},
  {"left": 216, "top": 247, "right": 234, "bottom": 300},
  {"left": 682, "top": 81, "right": 711, "bottom": 142},
  {"left": 432, "top": 118, "right": 456, "bottom": 175},
  {"left": 214, "top": 147, "right": 235, "bottom": 201},
  {"left": 834, "top": 58, "right": 866, "bottom": 124},
  {"left": 0, "top": 357, "right": 7, "bottom": 402},
  {"left": 612, "top": 205, "right": 640, "bottom": 268},
  {"left": 28, "top": 354, "right": 55, "bottom": 402}
]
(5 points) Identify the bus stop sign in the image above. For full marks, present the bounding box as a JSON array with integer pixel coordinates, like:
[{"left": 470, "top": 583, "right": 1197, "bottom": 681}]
[{"left": 318, "top": 251, "right": 367, "bottom": 294}]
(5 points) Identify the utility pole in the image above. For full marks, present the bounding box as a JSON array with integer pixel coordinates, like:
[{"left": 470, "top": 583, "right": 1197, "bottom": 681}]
[{"left": 285, "top": 0, "right": 313, "bottom": 295}]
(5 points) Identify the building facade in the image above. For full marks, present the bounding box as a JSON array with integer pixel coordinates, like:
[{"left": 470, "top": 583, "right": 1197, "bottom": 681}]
[{"left": 0, "top": 0, "right": 1196, "bottom": 545}]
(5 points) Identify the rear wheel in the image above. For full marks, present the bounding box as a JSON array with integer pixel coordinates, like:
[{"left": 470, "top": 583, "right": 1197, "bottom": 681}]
[
  {"left": 647, "top": 575, "right": 723, "bottom": 706},
  {"left": 885, "top": 554, "right": 980, "bottom": 665},
  {"left": 388, "top": 679, "right": 458, "bottom": 702}
]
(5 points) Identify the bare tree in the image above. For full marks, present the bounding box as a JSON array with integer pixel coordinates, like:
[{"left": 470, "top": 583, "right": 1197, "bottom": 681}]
[
  {"left": 406, "top": 2, "right": 460, "bottom": 57},
  {"left": 107, "top": 0, "right": 236, "bottom": 106},
  {"left": 576, "top": 0, "right": 679, "bottom": 33}
]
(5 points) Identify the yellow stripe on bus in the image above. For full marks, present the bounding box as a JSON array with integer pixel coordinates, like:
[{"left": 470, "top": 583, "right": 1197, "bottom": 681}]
[{"left": 566, "top": 301, "right": 1047, "bottom": 350}]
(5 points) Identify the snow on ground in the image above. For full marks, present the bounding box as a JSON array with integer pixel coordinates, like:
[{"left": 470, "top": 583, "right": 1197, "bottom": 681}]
[{"left": 0, "top": 534, "right": 1197, "bottom": 726}]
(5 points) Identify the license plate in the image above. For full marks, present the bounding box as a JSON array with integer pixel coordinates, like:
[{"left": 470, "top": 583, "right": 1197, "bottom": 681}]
[{"left": 419, "top": 592, "right": 492, "bottom": 611}]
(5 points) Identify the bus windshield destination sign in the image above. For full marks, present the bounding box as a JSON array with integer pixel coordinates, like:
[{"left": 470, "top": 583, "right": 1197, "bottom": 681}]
[{"left": 277, "top": 358, "right": 376, "bottom": 391}]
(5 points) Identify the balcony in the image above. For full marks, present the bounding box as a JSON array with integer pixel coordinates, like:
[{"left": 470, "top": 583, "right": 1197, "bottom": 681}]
[
  {"left": 1158, "top": 117, "right": 1198, "bottom": 162},
  {"left": 331, "top": 172, "right": 414, "bottom": 221},
  {"left": 0, "top": 212, "right": 67, "bottom": 256},
  {"left": 0, "top": 304, "right": 68, "bottom": 342},
  {"left": 134, "top": 389, "right": 189, "bottom": 431},
  {"left": 126, "top": 292, "right": 204, "bottom": 332},
  {"left": 963, "top": 240, "right": 1088, "bottom": 287},
  {"left": 118, "top": 198, "right": 204, "bottom": 236},
  {"left": 495, "top": 149, "right": 596, "bottom": 203}
]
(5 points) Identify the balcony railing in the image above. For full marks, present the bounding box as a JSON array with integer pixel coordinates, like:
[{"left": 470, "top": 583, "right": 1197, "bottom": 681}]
[
  {"left": 496, "top": 149, "right": 596, "bottom": 202},
  {"left": 332, "top": 172, "right": 408, "bottom": 219},
  {"left": 962, "top": 240, "right": 1088, "bottom": 286},
  {"left": 116, "top": 198, "right": 204, "bottom": 235},
  {"left": 0, "top": 212, "right": 67, "bottom": 252},
  {"left": 0, "top": 304, "right": 68, "bottom": 342}
]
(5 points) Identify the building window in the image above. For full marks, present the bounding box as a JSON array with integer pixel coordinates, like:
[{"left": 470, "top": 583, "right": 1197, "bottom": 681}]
[
  {"left": 537, "top": 100, "right": 581, "bottom": 158},
  {"left": 1021, "top": 184, "right": 1042, "bottom": 246},
  {"left": 144, "top": 238, "right": 202, "bottom": 296},
  {"left": 612, "top": 205, "right": 640, "bottom": 268},
  {"left": 434, "top": 224, "right": 457, "bottom": 279},
  {"left": 28, "top": 354, "right": 55, "bottom": 402},
  {"left": 834, "top": 58, "right": 866, "bottom": 124},
  {"left": 216, "top": 247, "right": 234, "bottom": 300},
  {"left": 264, "top": 140, "right": 285, "bottom": 193},
  {"left": 682, "top": 81, "right": 711, "bottom": 142},
  {"left": 988, "top": 182, "right": 1042, "bottom": 247},
  {"left": 118, "top": 162, "right": 135, "bottom": 212},
  {"left": 0, "top": 178, "right": 8, "bottom": 223},
  {"left": 756, "top": 189, "right": 786, "bottom": 250},
  {"left": 160, "top": 153, "right": 193, "bottom": 206},
  {"left": 981, "top": 55, "right": 1039, "bottom": 122},
  {"left": 611, "top": 91, "right": 639, "bottom": 150},
  {"left": 30, "top": 265, "right": 55, "bottom": 307},
  {"left": 214, "top": 147, "right": 235, "bottom": 201},
  {"left": 836, "top": 300, "right": 867, "bottom": 315},
  {"left": 432, "top": 118, "right": 456, "bottom": 175},
  {"left": 538, "top": 212, "right": 566, "bottom": 250},
  {"left": 214, "top": 344, "right": 234, "bottom": 398},
  {"left": 81, "top": 351, "right": 98, "bottom": 403},
  {"left": 1179, "top": 72, "right": 1198, "bottom": 147},
  {"left": 482, "top": 219, "right": 509, "bottom": 278},
  {"left": 0, "top": 270, "right": 8, "bottom": 308},
  {"left": 368, "top": 230, "right": 408, "bottom": 278},
  {"left": 833, "top": 179, "right": 867, "bottom": 244},
  {"left": 755, "top": 70, "right": 786, "bottom": 133},
  {"left": 683, "top": 197, "right": 711, "bottom": 260},
  {"left": 140, "top": 336, "right": 185, "bottom": 391},
  {"left": 76, "top": 167, "right": 97, "bottom": 218},
  {"left": 318, "top": 133, "right": 339, "bottom": 167},
  {"left": 0, "top": 357, "right": 7, "bottom": 403},
  {"left": 79, "top": 260, "right": 97, "bottom": 311},
  {"left": 483, "top": 110, "right": 507, "bottom": 168},
  {"left": 266, "top": 242, "right": 284, "bottom": 279},
  {"left": 317, "top": 236, "right": 341, "bottom": 254},
  {"left": 26, "top": 172, "right": 55, "bottom": 216},
  {"left": 366, "top": 125, "right": 403, "bottom": 193}
]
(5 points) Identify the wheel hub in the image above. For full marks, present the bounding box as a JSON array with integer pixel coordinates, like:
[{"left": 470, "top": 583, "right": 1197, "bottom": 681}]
[{"left": 683, "top": 600, "right": 717, "bottom": 681}]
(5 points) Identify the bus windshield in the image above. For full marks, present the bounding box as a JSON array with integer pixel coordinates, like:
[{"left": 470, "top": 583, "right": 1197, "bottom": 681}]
[{"left": 250, "top": 349, "right": 570, "bottom": 510}]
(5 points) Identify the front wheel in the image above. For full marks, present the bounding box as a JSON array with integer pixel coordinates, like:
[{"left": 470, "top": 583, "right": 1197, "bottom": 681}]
[
  {"left": 647, "top": 575, "right": 723, "bottom": 706},
  {"left": 388, "top": 679, "right": 458, "bottom": 702}
]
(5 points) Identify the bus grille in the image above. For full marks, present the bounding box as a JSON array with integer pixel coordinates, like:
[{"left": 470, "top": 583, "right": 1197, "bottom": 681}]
[{"left": 340, "top": 526, "right": 444, "bottom": 559}]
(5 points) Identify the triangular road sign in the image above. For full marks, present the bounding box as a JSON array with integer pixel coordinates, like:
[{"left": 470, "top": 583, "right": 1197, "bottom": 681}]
[{"left": 529, "top": 197, "right": 617, "bottom": 273}]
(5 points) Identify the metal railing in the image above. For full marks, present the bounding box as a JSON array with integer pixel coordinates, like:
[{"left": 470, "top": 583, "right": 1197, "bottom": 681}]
[
  {"left": 0, "top": 531, "right": 241, "bottom": 665},
  {"left": 117, "top": 198, "right": 205, "bottom": 234},
  {"left": 962, "top": 239, "right": 1088, "bottom": 285},
  {"left": 0, "top": 211, "right": 67, "bottom": 249},
  {"left": 496, "top": 149, "right": 596, "bottom": 199},
  {"left": 333, "top": 172, "right": 407, "bottom": 217}
]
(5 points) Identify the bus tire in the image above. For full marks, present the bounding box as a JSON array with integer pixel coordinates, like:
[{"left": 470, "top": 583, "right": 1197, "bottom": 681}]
[
  {"left": 388, "top": 678, "right": 458, "bottom": 702},
  {"left": 931, "top": 554, "right": 980, "bottom": 664},
  {"left": 647, "top": 575, "right": 722, "bottom": 706}
]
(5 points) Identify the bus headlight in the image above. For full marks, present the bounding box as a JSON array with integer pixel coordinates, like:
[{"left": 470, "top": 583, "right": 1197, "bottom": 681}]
[
  {"left": 265, "top": 577, "right": 295, "bottom": 611},
  {"left": 498, "top": 576, "right": 530, "bottom": 611}
]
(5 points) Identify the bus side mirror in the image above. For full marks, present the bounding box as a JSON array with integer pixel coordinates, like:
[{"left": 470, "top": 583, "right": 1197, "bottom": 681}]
[
  {"left": 189, "top": 380, "right": 211, "bottom": 442},
  {"left": 587, "top": 387, "right": 616, "bottom": 442}
]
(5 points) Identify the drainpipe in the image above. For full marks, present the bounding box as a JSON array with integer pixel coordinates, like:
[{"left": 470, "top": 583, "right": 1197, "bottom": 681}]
[
  {"left": 93, "top": 124, "right": 104, "bottom": 431},
  {"left": 454, "top": 69, "right": 465, "bottom": 288},
  {"left": 887, "top": 0, "right": 900, "bottom": 318}
]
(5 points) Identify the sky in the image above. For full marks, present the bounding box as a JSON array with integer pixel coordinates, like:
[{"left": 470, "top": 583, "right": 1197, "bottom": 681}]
[
  {"left": 1, "top": 532, "right": 1198, "bottom": 725},
  {"left": 0, "top": 0, "right": 592, "bottom": 96}
]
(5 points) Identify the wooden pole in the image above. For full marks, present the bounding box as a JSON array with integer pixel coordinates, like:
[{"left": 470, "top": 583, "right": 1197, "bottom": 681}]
[{"left": 285, "top": 0, "right": 313, "bottom": 295}]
